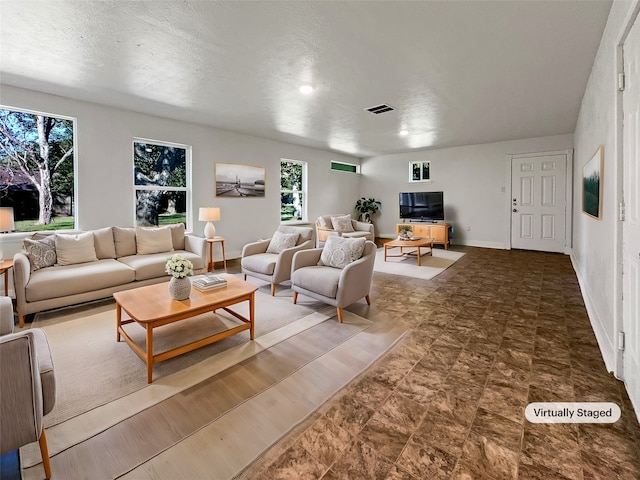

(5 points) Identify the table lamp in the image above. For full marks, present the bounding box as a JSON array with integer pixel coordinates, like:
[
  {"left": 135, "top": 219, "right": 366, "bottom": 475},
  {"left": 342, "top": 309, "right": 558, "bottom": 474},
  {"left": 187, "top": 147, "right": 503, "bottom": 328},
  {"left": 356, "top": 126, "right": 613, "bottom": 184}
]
[
  {"left": 0, "top": 207, "right": 15, "bottom": 262},
  {"left": 198, "top": 207, "right": 220, "bottom": 239}
]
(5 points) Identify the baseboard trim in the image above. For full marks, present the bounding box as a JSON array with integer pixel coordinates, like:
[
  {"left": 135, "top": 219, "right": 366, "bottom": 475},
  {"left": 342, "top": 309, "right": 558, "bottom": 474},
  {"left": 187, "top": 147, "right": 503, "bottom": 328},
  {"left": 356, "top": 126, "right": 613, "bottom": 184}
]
[{"left": 570, "top": 253, "right": 615, "bottom": 373}]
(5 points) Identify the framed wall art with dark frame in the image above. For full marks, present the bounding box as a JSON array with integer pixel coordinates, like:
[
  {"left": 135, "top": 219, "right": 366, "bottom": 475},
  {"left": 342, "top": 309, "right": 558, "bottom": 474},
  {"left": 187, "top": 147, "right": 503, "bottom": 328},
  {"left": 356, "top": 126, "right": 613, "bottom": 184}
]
[
  {"left": 215, "top": 163, "right": 266, "bottom": 197},
  {"left": 582, "top": 145, "right": 603, "bottom": 219}
]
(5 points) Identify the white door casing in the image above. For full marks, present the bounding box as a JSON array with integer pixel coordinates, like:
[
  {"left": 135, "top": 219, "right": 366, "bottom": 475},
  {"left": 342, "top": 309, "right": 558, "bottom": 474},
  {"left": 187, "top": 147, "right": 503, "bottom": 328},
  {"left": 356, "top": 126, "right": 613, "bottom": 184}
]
[
  {"left": 509, "top": 152, "right": 568, "bottom": 253},
  {"left": 622, "top": 13, "right": 640, "bottom": 421}
]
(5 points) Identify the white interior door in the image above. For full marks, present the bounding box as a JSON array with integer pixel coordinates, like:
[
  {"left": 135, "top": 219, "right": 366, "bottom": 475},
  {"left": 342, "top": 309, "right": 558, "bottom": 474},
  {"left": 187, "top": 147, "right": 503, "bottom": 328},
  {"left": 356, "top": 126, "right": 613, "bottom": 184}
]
[
  {"left": 510, "top": 153, "right": 567, "bottom": 253},
  {"left": 622, "top": 14, "right": 640, "bottom": 419}
]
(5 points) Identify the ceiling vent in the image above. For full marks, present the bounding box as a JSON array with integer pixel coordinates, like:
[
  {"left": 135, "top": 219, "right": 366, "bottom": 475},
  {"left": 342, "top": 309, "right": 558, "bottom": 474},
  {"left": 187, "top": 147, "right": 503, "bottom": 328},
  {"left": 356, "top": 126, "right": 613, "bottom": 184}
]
[{"left": 365, "top": 104, "right": 395, "bottom": 115}]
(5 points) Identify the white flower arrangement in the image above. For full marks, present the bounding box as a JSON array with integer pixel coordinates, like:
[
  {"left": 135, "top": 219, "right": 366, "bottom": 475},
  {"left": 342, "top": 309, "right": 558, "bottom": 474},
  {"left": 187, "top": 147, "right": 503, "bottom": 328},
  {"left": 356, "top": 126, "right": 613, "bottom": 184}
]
[{"left": 165, "top": 254, "right": 194, "bottom": 279}]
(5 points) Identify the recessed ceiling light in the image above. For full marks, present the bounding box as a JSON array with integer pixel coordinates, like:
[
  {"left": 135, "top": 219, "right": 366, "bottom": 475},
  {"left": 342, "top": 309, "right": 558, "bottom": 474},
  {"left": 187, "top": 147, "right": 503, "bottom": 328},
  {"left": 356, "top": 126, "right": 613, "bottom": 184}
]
[
  {"left": 399, "top": 130, "right": 409, "bottom": 136},
  {"left": 299, "top": 85, "right": 314, "bottom": 94}
]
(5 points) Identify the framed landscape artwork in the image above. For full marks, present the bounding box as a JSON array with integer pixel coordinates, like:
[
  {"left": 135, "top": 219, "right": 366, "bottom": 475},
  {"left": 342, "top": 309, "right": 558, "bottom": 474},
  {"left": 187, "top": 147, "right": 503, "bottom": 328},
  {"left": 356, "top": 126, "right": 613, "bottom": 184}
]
[
  {"left": 215, "top": 163, "right": 265, "bottom": 197},
  {"left": 582, "top": 145, "right": 603, "bottom": 219}
]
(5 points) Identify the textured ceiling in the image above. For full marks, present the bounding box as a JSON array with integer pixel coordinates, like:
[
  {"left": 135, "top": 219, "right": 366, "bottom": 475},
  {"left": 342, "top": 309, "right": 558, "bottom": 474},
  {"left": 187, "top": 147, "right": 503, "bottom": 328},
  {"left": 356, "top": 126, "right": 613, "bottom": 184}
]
[{"left": 0, "top": 1, "right": 612, "bottom": 158}]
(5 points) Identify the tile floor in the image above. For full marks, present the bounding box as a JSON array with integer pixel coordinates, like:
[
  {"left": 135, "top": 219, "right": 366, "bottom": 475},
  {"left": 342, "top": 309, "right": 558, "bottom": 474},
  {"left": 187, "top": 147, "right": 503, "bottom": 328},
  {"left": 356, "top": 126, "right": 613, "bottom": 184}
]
[{"left": 245, "top": 246, "right": 640, "bottom": 480}]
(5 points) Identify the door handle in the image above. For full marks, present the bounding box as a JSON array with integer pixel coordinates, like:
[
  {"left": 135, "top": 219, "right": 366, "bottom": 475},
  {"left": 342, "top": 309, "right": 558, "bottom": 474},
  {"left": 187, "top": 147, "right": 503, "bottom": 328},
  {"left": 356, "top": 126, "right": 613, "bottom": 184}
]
[{"left": 513, "top": 209, "right": 518, "bottom": 213}]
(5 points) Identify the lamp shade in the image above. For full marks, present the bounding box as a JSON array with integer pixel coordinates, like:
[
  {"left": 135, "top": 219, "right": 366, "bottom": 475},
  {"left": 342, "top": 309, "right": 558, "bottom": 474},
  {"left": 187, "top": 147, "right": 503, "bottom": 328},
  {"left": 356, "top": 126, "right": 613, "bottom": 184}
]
[
  {"left": 0, "top": 207, "right": 15, "bottom": 232},
  {"left": 198, "top": 207, "right": 220, "bottom": 222}
]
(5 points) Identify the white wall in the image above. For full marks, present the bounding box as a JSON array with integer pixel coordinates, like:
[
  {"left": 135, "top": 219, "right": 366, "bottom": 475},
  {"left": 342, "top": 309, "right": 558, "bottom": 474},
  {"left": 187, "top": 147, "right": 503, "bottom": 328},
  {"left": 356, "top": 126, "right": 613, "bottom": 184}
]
[
  {"left": 362, "top": 134, "right": 573, "bottom": 247},
  {"left": 0, "top": 85, "right": 361, "bottom": 259},
  {"left": 572, "top": 0, "right": 638, "bottom": 372}
]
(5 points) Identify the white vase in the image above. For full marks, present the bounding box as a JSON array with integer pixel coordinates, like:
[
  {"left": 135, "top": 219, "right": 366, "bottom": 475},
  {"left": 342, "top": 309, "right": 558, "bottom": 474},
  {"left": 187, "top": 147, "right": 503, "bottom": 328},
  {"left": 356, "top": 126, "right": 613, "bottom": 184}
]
[{"left": 169, "top": 276, "right": 191, "bottom": 300}]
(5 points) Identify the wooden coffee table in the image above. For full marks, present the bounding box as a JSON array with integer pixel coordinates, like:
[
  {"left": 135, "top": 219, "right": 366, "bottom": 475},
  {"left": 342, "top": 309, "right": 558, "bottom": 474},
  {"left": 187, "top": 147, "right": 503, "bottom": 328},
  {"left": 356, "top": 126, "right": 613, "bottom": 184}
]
[
  {"left": 114, "top": 276, "right": 258, "bottom": 383},
  {"left": 384, "top": 237, "right": 433, "bottom": 266}
]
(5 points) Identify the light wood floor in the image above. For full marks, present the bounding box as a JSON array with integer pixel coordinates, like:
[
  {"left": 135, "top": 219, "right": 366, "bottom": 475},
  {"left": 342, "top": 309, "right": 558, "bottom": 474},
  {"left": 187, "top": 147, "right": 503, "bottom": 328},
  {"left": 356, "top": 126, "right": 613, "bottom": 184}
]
[{"left": 19, "top": 246, "right": 640, "bottom": 480}]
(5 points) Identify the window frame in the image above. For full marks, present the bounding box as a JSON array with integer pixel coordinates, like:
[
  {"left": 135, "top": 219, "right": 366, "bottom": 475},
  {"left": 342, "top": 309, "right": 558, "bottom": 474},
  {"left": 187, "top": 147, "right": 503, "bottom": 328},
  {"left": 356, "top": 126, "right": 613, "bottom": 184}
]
[
  {"left": 132, "top": 138, "right": 192, "bottom": 230},
  {"left": 409, "top": 161, "right": 431, "bottom": 182},
  {"left": 280, "top": 158, "right": 308, "bottom": 222},
  {"left": 0, "top": 105, "right": 78, "bottom": 232},
  {"left": 330, "top": 161, "right": 360, "bottom": 174}
]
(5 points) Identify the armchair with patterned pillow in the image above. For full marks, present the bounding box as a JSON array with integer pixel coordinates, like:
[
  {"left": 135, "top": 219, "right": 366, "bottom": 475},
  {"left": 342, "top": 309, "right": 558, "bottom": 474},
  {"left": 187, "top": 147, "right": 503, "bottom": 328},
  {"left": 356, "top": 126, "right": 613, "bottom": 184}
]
[
  {"left": 314, "top": 214, "right": 374, "bottom": 247},
  {"left": 291, "top": 236, "right": 376, "bottom": 323},
  {"left": 241, "top": 225, "right": 315, "bottom": 295}
]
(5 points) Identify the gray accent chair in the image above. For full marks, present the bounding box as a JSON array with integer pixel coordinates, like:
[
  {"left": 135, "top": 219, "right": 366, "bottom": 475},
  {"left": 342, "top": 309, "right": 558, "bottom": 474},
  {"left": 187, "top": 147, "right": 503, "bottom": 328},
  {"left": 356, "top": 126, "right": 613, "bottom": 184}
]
[
  {"left": 291, "top": 240, "right": 376, "bottom": 323},
  {"left": 241, "top": 225, "right": 315, "bottom": 295},
  {"left": 0, "top": 296, "right": 56, "bottom": 479}
]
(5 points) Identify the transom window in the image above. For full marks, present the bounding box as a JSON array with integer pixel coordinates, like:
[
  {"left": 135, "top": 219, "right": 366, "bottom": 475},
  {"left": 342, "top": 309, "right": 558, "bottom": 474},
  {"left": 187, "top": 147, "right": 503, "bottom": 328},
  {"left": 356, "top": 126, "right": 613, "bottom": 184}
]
[
  {"left": 280, "top": 159, "right": 307, "bottom": 221},
  {"left": 409, "top": 161, "right": 431, "bottom": 182},
  {"left": 133, "top": 140, "right": 191, "bottom": 228}
]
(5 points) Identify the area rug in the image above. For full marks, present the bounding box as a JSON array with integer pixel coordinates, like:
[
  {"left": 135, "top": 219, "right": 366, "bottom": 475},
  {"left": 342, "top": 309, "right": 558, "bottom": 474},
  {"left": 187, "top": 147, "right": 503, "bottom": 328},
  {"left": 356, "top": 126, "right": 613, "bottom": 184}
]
[
  {"left": 27, "top": 290, "right": 327, "bottom": 428},
  {"left": 373, "top": 246, "right": 465, "bottom": 280}
]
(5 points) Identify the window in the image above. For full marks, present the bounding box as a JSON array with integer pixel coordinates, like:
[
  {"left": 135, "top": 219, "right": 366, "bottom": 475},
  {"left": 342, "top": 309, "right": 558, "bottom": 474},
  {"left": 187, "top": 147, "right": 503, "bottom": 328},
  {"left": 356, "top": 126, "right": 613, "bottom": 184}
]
[
  {"left": 409, "top": 161, "right": 431, "bottom": 182},
  {"left": 330, "top": 161, "right": 359, "bottom": 174},
  {"left": 280, "top": 159, "right": 307, "bottom": 221},
  {"left": 133, "top": 140, "right": 190, "bottom": 228},
  {"left": 0, "top": 107, "right": 76, "bottom": 231}
]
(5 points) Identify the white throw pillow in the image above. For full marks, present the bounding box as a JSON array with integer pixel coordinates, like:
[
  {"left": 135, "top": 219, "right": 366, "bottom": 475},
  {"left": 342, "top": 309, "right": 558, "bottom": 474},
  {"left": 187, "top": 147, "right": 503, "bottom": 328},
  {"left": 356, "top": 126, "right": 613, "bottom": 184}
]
[
  {"left": 330, "top": 215, "right": 355, "bottom": 233},
  {"left": 319, "top": 235, "right": 366, "bottom": 269},
  {"left": 55, "top": 232, "right": 98, "bottom": 266},
  {"left": 135, "top": 226, "right": 174, "bottom": 255},
  {"left": 266, "top": 231, "right": 299, "bottom": 254}
]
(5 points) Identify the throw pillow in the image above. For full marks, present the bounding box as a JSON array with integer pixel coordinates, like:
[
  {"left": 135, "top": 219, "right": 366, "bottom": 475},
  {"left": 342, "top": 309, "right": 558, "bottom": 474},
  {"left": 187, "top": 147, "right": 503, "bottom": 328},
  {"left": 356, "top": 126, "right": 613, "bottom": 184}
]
[
  {"left": 23, "top": 235, "right": 57, "bottom": 272},
  {"left": 317, "top": 215, "right": 333, "bottom": 229},
  {"left": 330, "top": 215, "right": 355, "bottom": 233},
  {"left": 168, "top": 223, "right": 186, "bottom": 250},
  {"left": 266, "top": 231, "right": 299, "bottom": 254},
  {"left": 112, "top": 227, "right": 137, "bottom": 257},
  {"left": 319, "top": 235, "right": 366, "bottom": 269},
  {"left": 135, "top": 226, "right": 174, "bottom": 255},
  {"left": 56, "top": 232, "right": 98, "bottom": 266},
  {"left": 93, "top": 226, "right": 117, "bottom": 259}
]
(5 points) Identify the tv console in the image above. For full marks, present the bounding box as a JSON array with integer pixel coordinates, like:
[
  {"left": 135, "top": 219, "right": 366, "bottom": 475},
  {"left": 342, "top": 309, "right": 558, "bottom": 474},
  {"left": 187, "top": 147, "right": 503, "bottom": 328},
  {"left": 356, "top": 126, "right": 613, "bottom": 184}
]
[{"left": 396, "top": 222, "right": 451, "bottom": 250}]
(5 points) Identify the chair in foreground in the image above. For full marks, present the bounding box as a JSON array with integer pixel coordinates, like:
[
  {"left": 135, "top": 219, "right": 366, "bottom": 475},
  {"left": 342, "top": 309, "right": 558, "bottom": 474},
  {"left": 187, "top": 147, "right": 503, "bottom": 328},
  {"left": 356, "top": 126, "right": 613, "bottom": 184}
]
[
  {"left": 0, "top": 296, "right": 56, "bottom": 479},
  {"left": 291, "top": 236, "right": 376, "bottom": 323},
  {"left": 241, "top": 225, "right": 315, "bottom": 295}
]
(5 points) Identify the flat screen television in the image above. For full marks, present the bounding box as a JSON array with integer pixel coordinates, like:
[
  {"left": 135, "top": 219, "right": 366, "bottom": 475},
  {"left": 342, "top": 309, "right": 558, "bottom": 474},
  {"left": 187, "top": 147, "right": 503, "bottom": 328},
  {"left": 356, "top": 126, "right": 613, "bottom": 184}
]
[{"left": 399, "top": 191, "right": 445, "bottom": 222}]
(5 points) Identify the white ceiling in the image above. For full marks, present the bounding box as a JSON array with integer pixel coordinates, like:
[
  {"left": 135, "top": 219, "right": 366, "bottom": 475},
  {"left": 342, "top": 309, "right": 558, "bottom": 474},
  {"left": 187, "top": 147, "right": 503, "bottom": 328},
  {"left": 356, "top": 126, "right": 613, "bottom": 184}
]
[{"left": 0, "top": 1, "right": 612, "bottom": 158}]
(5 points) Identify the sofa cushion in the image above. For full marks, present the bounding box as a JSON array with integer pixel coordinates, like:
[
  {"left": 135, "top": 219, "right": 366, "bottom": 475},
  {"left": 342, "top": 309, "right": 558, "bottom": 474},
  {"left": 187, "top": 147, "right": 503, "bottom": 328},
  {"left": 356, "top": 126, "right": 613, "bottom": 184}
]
[
  {"left": 135, "top": 226, "right": 174, "bottom": 255},
  {"left": 266, "top": 231, "right": 299, "bottom": 254},
  {"left": 241, "top": 253, "right": 277, "bottom": 276},
  {"left": 55, "top": 232, "right": 98, "bottom": 266},
  {"left": 118, "top": 250, "right": 203, "bottom": 281},
  {"left": 93, "top": 226, "right": 117, "bottom": 259},
  {"left": 23, "top": 235, "right": 57, "bottom": 272},
  {"left": 319, "top": 235, "right": 365, "bottom": 269},
  {"left": 330, "top": 215, "right": 355, "bottom": 233},
  {"left": 292, "top": 265, "right": 341, "bottom": 299},
  {"left": 168, "top": 223, "right": 186, "bottom": 250},
  {"left": 25, "top": 259, "right": 135, "bottom": 302},
  {"left": 113, "top": 227, "right": 137, "bottom": 257}
]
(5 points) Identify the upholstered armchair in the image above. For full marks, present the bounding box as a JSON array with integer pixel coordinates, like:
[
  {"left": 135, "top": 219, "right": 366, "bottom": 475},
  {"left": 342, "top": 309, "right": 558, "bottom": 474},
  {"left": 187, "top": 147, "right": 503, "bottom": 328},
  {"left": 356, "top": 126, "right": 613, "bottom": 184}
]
[
  {"left": 315, "top": 214, "right": 374, "bottom": 247},
  {"left": 241, "top": 225, "right": 315, "bottom": 295},
  {"left": 0, "top": 296, "right": 56, "bottom": 479},
  {"left": 291, "top": 237, "right": 376, "bottom": 323}
]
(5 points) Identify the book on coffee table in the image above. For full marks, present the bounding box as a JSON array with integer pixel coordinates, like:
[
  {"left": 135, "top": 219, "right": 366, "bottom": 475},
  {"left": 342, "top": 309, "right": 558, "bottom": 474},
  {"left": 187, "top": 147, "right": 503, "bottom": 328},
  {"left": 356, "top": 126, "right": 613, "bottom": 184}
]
[{"left": 192, "top": 274, "right": 228, "bottom": 291}]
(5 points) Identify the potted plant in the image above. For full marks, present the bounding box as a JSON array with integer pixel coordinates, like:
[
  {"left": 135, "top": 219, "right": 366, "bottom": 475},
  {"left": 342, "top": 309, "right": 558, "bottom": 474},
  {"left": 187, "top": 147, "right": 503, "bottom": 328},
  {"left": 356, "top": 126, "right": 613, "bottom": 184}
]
[
  {"left": 397, "top": 224, "right": 413, "bottom": 240},
  {"left": 165, "top": 254, "right": 194, "bottom": 300},
  {"left": 354, "top": 197, "right": 381, "bottom": 223}
]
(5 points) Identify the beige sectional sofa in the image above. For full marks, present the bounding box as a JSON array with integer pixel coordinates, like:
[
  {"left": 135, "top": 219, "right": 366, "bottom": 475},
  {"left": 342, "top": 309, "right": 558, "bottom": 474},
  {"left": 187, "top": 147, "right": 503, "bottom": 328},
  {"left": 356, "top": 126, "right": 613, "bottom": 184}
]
[{"left": 13, "top": 224, "right": 206, "bottom": 327}]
